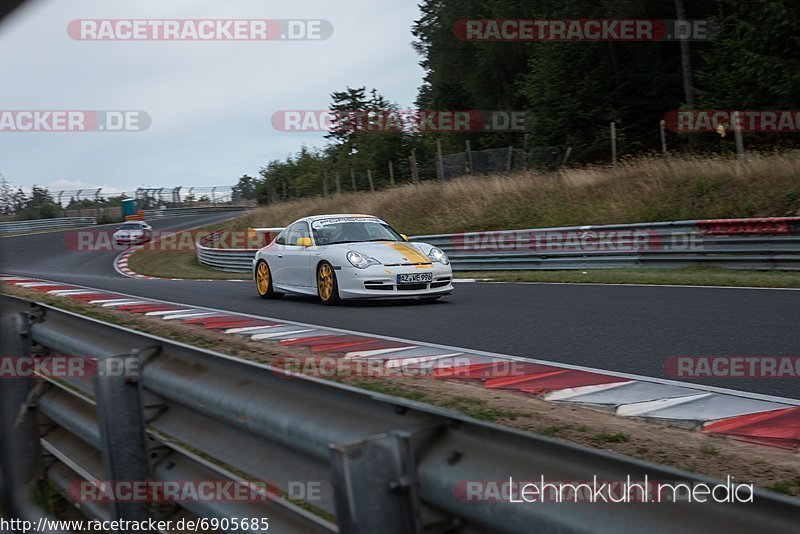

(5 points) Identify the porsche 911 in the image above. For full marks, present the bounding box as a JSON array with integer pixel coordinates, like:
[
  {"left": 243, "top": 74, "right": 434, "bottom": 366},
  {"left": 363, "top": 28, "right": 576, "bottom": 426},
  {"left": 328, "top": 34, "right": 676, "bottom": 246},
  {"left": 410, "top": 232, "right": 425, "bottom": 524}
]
[{"left": 252, "top": 214, "right": 453, "bottom": 304}]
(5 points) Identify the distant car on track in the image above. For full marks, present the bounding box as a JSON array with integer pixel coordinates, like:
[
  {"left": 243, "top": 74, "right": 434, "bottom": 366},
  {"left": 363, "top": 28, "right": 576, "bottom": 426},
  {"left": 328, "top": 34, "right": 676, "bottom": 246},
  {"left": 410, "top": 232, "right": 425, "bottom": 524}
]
[
  {"left": 253, "top": 214, "right": 453, "bottom": 304},
  {"left": 112, "top": 221, "right": 152, "bottom": 245}
]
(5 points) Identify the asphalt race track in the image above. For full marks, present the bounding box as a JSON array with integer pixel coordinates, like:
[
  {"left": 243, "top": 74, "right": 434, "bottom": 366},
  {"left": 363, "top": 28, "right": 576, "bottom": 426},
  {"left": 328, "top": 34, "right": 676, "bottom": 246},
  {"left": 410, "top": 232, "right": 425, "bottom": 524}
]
[{"left": 2, "top": 213, "right": 798, "bottom": 399}]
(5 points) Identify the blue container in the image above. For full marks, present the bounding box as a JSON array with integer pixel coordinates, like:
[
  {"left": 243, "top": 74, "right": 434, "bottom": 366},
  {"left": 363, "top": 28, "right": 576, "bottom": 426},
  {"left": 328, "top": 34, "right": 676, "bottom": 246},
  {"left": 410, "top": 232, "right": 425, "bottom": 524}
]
[{"left": 121, "top": 198, "right": 135, "bottom": 217}]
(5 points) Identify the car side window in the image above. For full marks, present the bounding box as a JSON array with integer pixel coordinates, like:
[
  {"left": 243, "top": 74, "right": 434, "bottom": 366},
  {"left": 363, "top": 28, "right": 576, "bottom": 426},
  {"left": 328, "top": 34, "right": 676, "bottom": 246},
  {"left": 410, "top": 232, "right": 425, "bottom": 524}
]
[
  {"left": 284, "top": 222, "right": 310, "bottom": 246},
  {"left": 275, "top": 231, "right": 286, "bottom": 245}
]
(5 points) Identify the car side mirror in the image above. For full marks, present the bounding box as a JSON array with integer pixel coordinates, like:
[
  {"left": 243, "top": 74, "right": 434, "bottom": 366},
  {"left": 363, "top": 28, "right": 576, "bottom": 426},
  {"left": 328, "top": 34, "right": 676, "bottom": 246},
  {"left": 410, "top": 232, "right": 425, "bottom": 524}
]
[
  {"left": 400, "top": 234, "right": 409, "bottom": 242},
  {"left": 296, "top": 237, "right": 313, "bottom": 247}
]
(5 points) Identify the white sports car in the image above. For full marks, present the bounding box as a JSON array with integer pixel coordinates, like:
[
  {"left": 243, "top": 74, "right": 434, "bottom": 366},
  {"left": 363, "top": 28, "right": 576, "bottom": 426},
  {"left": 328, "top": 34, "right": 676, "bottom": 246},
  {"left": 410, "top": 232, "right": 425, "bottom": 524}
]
[
  {"left": 112, "top": 221, "right": 152, "bottom": 245},
  {"left": 252, "top": 214, "right": 453, "bottom": 304}
]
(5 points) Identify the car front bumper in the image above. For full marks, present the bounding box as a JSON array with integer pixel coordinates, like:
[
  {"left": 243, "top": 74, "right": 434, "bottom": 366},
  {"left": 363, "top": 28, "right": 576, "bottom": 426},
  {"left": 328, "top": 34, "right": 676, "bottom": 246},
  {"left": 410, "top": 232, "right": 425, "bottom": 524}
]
[
  {"left": 336, "top": 263, "right": 453, "bottom": 299},
  {"left": 114, "top": 235, "right": 147, "bottom": 244}
]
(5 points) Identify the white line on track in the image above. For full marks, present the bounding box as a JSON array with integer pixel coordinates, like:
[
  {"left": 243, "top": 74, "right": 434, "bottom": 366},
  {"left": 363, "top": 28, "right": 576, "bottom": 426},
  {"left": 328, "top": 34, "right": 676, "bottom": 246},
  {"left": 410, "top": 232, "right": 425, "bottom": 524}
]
[{"left": 454, "top": 279, "right": 800, "bottom": 291}]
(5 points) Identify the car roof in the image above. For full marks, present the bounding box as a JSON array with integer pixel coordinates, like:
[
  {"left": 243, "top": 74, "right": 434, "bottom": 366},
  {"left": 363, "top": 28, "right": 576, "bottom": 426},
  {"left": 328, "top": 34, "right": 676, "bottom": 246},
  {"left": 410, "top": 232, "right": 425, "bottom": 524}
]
[{"left": 300, "top": 214, "right": 381, "bottom": 222}]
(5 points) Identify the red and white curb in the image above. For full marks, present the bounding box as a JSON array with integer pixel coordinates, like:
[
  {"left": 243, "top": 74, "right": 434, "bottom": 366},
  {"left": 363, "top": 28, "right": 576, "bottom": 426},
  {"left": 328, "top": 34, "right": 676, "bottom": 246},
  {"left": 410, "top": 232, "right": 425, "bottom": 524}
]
[
  {"left": 114, "top": 248, "right": 157, "bottom": 280},
  {"left": 113, "top": 248, "right": 250, "bottom": 282},
  {"left": 4, "top": 274, "right": 799, "bottom": 450}
]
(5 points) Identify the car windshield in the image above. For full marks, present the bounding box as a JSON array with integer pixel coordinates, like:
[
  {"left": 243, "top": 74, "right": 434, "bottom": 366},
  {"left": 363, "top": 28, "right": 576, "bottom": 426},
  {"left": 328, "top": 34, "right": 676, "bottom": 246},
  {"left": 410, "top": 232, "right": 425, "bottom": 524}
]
[
  {"left": 312, "top": 221, "right": 403, "bottom": 246},
  {"left": 118, "top": 223, "right": 143, "bottom": 230}
]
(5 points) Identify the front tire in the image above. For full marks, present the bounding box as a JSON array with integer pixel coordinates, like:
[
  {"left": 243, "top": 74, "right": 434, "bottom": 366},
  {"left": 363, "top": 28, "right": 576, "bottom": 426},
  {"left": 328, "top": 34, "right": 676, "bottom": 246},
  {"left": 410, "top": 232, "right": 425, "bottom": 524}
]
[
  {"left": 255, "top": 260, "right": 282, "bottom": 299},
  {"left": 317, "top": 262, "right": 341, "bottom": 305}
]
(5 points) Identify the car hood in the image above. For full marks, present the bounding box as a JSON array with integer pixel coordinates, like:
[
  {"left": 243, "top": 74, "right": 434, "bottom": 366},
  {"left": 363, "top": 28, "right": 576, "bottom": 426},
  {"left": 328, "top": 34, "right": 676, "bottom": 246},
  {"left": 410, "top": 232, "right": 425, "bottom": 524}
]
[
  {"left": 330, "top": 241, "right": 433, "bottom": 265},
  {"left": 114, "top": 230, "right": 143, "bottom": 236}
]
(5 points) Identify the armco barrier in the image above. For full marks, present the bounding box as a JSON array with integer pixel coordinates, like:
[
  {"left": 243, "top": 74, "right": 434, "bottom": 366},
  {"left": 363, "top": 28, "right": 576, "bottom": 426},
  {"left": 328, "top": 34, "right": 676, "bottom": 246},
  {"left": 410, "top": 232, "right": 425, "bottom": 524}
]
[
  {"left": 196, "top": 218, "right": 800, "bottom": 273},
  {"left": 0, "top": 216, "right": 96, "bottom": 235},
  {"left": 2, "top": 294, "right": 800, "bottom": 533},
  {"left": 142, "top": 205, "right": 252, "bottom": 220},
  {"left": 196, "top": 231, "right": 263, "bottom": 272},
  {"left": 697, "top": 217, "right": 800, "bottom": 236}
]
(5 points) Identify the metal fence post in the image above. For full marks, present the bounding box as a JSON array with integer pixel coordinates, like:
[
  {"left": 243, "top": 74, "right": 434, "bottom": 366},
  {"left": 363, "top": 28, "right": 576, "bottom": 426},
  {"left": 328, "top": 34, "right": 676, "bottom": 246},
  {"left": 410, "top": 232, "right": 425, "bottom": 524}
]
[
  {"left": 367, "top": 169, "right": 375, "bottom": 192},
  {"left": 610, "top": 121, "right": 617, "bottom": 165},
  {"left": 388, "top": 161, "right": 395, "bottom": 187},
  {"left": 330, "top": 432, "right": 422, "bottom": 534},
  {"left": 409, "top": 150, "right": 419, "bottom": 184},
  {"left": 435, "top": 139, "right": 444, "bottom": 181},
  {"left": 523, "top": 133, "right": 529, "bottom": 171},
  {"left": 562, "top": 146, "right": 573, "bottom": 166},
  {"left": 93, "top": 349, "right": 150, "bottom": 526},
  {"left": 465, "top": 140, "right": 472, "bottom": 175},
  {"left": 94, "top": 188, "right": 102, "bottom": 219},
  {"left": 733, "top": 110, "right": 745, "bottom": 159}
]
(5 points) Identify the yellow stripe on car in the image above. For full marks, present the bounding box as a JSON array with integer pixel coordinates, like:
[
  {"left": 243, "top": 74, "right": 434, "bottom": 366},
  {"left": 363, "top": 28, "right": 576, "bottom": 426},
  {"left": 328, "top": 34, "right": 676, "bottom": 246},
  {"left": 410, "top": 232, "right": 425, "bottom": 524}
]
[{"left": 385, "top": 242, "right": 431, "bottom": 265}]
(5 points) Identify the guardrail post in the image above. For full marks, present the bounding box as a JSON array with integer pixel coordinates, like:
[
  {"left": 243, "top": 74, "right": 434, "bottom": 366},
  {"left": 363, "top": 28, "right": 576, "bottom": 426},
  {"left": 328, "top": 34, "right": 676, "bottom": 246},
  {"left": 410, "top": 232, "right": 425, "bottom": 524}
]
[
  {"left": 0, "top": 312, "right": 45, "bottom": 516},
  {"left": 93, "top": 349, "right": 150, "bottom": 526},
  {"left": 330, "top": 432, "right": 422, "bottom": 534}
]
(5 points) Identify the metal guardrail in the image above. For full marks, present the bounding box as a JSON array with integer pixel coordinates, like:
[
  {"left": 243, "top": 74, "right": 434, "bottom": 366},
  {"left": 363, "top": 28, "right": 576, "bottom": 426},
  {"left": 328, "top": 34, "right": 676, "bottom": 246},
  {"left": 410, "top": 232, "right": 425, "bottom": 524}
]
[
  {"left": 143, "top": 205, "right": 252, "bottom": 220},
  {"left": 195, "top": 218, "right": 800, "bottom": 273},
  {"left": 0, "top": 216, "right": 96, "bottom": 235},
  {"left": 196, "top": 231, "right": 260, "bottom": 273},
  {"left": 2, "top": 294, "right": 800, "bottom": 533}
]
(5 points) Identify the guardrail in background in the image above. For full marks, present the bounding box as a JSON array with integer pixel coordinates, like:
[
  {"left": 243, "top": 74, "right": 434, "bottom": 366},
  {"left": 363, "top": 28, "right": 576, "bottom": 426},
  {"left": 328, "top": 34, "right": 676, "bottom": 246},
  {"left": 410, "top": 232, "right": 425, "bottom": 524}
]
[
  {"left": 142, "top": 205, "right": 252, "bottom": 220},
  {"left": 195, "top": 230, "right": 265, "bottom": 273},
  {"left": 0, "top": 216, "right": 97, "bottom": 235},
  {"left": 195, "top": 217, "right": 800, "bottom": 273},
  {"left": 3, "top": 295, "right": 800, "bottom": 533}
]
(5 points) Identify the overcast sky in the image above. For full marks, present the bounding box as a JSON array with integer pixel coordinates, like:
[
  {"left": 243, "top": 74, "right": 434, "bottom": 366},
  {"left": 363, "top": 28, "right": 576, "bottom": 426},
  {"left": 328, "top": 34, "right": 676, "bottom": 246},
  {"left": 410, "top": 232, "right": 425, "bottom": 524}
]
[{"left": 0, "top": 0, "right": 424, "bottom": 194}]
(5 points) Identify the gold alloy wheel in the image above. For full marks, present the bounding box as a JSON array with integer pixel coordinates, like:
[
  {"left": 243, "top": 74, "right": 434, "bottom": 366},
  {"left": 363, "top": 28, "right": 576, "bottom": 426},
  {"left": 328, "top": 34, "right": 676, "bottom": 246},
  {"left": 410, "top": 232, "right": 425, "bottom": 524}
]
[
  {"left": 317, "top": 263, "right": 334, "bottom": 302},
  {"left": 256, "top": 261, "right": 270, "bottom": 296}
]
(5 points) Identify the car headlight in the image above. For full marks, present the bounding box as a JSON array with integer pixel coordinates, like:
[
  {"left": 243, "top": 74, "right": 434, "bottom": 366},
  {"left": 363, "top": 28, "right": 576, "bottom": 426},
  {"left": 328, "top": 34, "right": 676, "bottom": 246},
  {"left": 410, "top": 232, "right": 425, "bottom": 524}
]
[
  {"left": 346, "top": 251, "right": 381, "bottom": 269},
  {"left": 428, "top": 247, "right": 450, "bottom": 265}
]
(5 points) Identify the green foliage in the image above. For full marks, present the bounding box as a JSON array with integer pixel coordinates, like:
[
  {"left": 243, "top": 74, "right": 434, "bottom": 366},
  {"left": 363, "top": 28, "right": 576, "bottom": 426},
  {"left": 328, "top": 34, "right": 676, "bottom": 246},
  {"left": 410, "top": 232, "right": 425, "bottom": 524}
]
[
  {"left": 232, "top": 175, "right": 257, "bottom": 201},
  {"left": 248, "top": 1, "right": 799, "bottom": 204},
  {"left": 16, "top": 186, "right": 60, "bottom": 220}
]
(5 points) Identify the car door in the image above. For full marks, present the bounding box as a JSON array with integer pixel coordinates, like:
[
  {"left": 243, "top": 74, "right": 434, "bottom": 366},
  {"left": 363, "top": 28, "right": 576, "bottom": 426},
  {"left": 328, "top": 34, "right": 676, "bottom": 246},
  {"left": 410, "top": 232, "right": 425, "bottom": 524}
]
[{"left": 275, "top": 221, "right": 314, "bottom": 289}]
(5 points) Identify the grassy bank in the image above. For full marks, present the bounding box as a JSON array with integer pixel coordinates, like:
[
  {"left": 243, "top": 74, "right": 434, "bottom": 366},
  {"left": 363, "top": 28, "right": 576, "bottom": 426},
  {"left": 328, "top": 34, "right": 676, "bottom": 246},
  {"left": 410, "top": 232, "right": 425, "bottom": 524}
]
[
  {"left": 126, "top": 250, "right": 247, "bottom": 280},
  {"left": 127, "top": 152, "right": 800, "bottom": 281},
  {"left": 227, "top": 152, "right": 800, "bottom": 235}
]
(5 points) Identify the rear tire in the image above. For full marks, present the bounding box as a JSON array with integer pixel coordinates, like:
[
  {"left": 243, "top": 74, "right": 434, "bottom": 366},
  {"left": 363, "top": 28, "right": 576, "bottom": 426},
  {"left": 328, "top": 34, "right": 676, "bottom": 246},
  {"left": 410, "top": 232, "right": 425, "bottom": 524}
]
[
  {"left": 255, "top": 260, "right": 282, "bottom": 299},
  {"left": 317, "top": 262, "right": 341, "bottom": 305}
]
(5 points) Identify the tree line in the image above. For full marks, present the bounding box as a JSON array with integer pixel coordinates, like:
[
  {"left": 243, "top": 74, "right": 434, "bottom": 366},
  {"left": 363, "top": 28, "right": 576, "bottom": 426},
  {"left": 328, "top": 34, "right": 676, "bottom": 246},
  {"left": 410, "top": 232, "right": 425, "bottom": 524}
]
[{"left": 252, "top": 0, "right": 799, "bottom": 204}]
